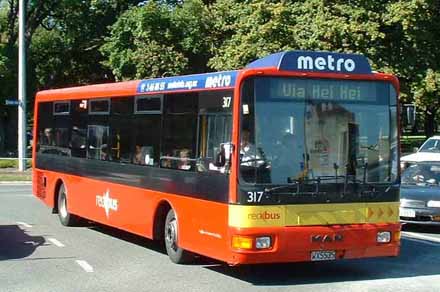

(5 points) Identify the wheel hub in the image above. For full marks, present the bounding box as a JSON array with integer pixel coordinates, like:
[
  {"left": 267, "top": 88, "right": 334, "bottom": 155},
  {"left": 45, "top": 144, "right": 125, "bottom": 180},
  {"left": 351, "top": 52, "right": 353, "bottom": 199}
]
[
  {"left": 165, "top": 219, "right": 178, "bottom": 251},
  {"left": 59, "top": 194, "right": 67, "bottom": 218}
]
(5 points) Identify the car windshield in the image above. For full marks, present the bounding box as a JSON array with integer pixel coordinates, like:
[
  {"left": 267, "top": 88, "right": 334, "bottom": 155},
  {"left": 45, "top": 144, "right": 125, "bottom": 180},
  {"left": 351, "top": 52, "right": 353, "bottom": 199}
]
[
  {"left": 240, "top": 77, "right": 398, "bottom": 185},
  {"left": 401, "top": 163, "right": 440, "bottom": 186},
  {"left": 419, "top": 139, "right": 440, "bottom": 153}
]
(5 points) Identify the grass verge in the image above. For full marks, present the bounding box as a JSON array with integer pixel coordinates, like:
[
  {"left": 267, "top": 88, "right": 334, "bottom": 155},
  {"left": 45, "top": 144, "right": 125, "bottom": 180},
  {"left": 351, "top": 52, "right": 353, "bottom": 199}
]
[{"left": 0, "top": 172, "right": 31, "bottom": 182}]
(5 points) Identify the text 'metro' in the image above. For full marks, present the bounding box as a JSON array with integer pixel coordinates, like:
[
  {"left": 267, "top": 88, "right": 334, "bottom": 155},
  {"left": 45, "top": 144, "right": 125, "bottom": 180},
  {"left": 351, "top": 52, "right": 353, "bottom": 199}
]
[{"left": 246, "top": 51, "right": 372, "bottom": 74}]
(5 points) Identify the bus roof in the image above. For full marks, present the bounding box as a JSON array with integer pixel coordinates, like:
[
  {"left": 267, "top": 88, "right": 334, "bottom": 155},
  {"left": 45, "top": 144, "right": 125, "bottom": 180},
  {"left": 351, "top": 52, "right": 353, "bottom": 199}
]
[{"left": 36, "top": 50, "right": 393, "bottom": 102}]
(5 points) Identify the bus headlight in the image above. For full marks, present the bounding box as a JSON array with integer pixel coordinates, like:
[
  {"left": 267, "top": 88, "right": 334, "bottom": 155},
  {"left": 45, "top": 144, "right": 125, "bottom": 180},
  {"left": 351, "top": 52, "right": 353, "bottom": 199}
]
[
  {"left": 256, "top": 236, "right": 271, "bottom": 249},
  {"left": 377, "top": 231, "right": 391, "bottom": 243}
]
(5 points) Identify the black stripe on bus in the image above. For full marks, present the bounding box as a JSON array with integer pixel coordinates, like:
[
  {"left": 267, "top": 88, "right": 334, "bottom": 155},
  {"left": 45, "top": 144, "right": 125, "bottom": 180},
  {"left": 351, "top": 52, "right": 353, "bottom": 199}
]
[{"left": 36, "top": 154, "right": 229, "bottom": 203}]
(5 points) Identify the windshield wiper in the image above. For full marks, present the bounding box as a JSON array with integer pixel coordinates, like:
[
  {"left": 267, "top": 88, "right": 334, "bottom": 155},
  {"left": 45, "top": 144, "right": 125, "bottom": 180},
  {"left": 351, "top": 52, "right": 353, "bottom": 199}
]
[
  {"left": 266, "top": 177, "right": 328, "bottom": 196},
  {"left": 264, "top": 182, "right": 300, "bottom": 194}
]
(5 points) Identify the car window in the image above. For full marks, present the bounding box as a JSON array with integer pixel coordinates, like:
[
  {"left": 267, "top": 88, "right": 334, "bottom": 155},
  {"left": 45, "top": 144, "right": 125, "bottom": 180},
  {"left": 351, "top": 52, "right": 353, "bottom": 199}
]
[
  {"left": 402, "top": 163, "right": 440, "bottom": 185},
  {"left": 419, "top": 139, "right": 440, "bottom": 153}
]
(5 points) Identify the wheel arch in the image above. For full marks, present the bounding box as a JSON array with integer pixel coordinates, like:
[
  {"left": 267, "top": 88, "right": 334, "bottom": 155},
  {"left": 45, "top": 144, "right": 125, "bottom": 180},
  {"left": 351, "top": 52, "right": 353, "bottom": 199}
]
[{"left": 152, "top": 199, "right": 175, "bottom": 241}]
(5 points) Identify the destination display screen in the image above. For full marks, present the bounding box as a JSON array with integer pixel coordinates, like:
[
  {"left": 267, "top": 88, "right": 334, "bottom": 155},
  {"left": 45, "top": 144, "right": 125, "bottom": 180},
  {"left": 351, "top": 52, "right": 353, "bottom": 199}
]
[{"left": 265, "top": 78, "right": 391, "bottom": 103}]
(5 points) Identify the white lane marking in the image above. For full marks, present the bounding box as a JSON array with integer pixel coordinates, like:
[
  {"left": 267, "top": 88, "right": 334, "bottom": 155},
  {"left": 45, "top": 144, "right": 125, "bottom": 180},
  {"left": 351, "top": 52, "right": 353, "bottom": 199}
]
[
  {"left": 76, "top": 260, "right": 94, "bottom": 273},
  {"left": 0, "top": 194, "right": 32, "bottom": 197},
  {"left": 16, "top": 221, "right": 32, "bottom": 228},
  {"left": 48, "top": 238, "right": 65, "bottom": 247},
  {"left": 0, "top": 182, "right": 32, "bottom": 185},
  {"left": 402, "top": 231, "right": 440, "bottom": 244}
]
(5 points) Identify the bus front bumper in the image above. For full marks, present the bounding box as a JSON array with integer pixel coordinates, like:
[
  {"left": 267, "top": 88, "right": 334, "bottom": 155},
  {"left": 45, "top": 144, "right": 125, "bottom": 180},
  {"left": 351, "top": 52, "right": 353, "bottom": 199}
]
[{"left": 227, "top": 223, "right": 401, "bottom": 265}]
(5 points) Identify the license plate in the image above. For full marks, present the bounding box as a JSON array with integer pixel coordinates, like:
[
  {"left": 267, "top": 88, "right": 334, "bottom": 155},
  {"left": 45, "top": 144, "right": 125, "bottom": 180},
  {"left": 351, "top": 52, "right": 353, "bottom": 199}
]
[
  {"left": 400, "top": 208, "right": 416, "bottom": 218},
  {"left": 311, "top": 250, "right": 336, "bottom": 261}
]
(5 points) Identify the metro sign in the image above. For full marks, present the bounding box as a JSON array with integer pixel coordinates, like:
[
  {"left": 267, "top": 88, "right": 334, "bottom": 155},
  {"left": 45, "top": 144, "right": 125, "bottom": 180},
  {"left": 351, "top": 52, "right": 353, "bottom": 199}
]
[
  {"left": 246, "top": 50, "right": 372, "bottom": 74},
  {"left": 297, "top": 55, "right": 355, "bottom": 72}
]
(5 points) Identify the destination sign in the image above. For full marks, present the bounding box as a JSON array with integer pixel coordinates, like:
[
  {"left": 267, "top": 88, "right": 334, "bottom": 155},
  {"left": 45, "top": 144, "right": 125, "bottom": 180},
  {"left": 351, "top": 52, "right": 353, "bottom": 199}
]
[{"left": 265, "top": 78, "right": 386, "bottom": 103}]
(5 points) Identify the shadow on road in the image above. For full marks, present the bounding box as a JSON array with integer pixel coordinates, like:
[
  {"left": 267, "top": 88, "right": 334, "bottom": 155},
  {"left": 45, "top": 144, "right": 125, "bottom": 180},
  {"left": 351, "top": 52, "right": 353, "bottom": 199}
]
[
  {"left": 204, "top": 238, "right": 440, "bottom": 285},
  {"left": 81, "top": 221, "right": 440, "bottom": 284},
  {"left": 86, "top": 223, "right": 167, "bottom": 255},
  {"left": 402, "top": 223, "right": 440, "bottom": 234},
  {"left": 0, "top": 225, "right": 46, "bottom": 261}
]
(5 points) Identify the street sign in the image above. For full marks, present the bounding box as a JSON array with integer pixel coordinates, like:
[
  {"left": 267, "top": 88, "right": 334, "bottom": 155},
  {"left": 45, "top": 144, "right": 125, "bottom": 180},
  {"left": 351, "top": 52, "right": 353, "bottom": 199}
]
[{"left": 5, "top": 99, "right": 20, "bottom": 106}]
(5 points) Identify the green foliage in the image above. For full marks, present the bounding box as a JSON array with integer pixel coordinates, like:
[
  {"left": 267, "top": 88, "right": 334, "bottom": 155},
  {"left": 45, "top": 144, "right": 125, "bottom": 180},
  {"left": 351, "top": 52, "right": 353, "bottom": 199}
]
[
  {"left": 101, "top": 0, "right": 213, "bottom": 80},
  {"left": 208, "top": 0, "right": 387, "bottom": 70},
  {"left": 0, "top": 159, "right": 16, "bottom": 168},
  {"left": 0, "top": 159, "right": 30, "bottom": 168}
]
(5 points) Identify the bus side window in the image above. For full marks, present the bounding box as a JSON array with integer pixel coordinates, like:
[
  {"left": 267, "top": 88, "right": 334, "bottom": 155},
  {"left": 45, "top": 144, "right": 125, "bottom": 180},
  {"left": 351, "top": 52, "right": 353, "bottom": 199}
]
[
  {"left": 70, "top": 100, "right": 88, "bottom": 158},
  {"left": 110, "top": 97, "right": 134, "bottom": 163},
  {"left": 131, "top": 96, "right": 161, "bottom": 167},
  {"left": 161, "top": 93, "right": 197, "bottom": 171},
  {"left": 197, "top": 90, "right": 233, "bottom": 174},
  {"left": 87, "top": 125, "right": 109, "bottom": 160}
]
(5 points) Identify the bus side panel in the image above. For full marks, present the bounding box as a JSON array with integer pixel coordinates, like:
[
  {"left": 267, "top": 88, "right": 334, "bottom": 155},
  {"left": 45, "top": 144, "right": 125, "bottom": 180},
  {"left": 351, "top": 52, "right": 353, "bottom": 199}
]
[
  {"left": 32, "top": 169, "right": 59, "bottom": 208},
  {"left": 170, "top": 195, "right": 230, "bottom": 261},
  {"left": 35, "top": 168, "right": 231, "bottom": 262}
]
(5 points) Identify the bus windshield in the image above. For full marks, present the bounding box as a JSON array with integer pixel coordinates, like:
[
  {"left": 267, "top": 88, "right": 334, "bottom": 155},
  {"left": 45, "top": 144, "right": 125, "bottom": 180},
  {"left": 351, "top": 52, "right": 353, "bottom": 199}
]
[{"left": 240, "top": 77, "right": 398, "bottom": 185}]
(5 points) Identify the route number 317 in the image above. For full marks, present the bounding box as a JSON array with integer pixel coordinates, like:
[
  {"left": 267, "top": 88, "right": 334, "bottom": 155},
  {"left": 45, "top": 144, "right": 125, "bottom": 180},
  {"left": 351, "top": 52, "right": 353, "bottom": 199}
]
[{"left": 247, "top": 191, "right": 264, "bottom": 203}]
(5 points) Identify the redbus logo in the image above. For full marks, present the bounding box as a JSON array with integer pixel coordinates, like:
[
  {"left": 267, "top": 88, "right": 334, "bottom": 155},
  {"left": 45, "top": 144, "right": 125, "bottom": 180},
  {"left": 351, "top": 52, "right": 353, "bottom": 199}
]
[{"left": 248, "top": 211, "right": 281, "bottom": 220}]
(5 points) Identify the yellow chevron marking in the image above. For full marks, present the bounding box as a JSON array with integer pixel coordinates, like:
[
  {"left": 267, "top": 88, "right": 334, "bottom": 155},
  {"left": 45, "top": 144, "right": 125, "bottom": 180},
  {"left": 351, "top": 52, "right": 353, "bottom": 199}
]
[{"left": 367, "top": 208, "right": 374, "bottom": 219}]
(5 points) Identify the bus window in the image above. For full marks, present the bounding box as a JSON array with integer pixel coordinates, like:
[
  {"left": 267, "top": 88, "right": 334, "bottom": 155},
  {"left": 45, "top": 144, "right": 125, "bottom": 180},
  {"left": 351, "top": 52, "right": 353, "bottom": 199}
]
[
  {"left": 52, "top": 102, "right": 72, "bottom": 157},
  {"left": 197, "top": 90, "right": 233, "bottom": 173},
  {"left": 87, "top": 125, "right": 109, "bottom": 160},
  {"left": 132, "top": 116, "right": 161, "bottom": 166},
  {"left": 110, "top": 97, "right": 134, "bottom": 163},
  {"left": 161, "top": 93, "right": 197, "bottom": 171},
  {"left": 70, "top": 100, "right": 88, "bottom": 158}
]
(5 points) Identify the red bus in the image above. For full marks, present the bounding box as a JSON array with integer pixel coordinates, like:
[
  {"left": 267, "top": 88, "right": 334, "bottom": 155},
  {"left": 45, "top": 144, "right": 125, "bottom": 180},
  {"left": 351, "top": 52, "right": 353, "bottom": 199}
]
[{"left": 33, "top": 51, "right": 401, "bottom": 265}]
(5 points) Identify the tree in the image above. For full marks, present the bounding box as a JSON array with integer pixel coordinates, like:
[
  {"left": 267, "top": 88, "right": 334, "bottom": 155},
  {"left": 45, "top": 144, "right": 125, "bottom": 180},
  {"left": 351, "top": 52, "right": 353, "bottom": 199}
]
[
  {"left": 383, "top": 0, "right": 440, "bottom": 137},
  {"left": 0, "top": 0, "right": 143, "bottom": 154},
  {"left": 101, "top": 0, "right": 213, "bottom": 80},
  {"left": 208, "top": 0, "right": 387, "bottom": 70}
]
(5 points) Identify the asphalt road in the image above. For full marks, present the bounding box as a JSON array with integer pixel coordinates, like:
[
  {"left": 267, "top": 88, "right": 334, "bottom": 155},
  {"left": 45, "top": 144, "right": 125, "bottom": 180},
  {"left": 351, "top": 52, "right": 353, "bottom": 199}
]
[{"left": 1, "top": 185, "right": 440, "bottom": 292}]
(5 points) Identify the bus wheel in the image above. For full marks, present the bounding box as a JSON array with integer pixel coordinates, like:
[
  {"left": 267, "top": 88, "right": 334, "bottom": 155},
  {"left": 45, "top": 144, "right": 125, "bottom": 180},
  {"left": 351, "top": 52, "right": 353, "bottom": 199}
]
[
  {"left": 57, "top": 184, "right": 79, "bottom": 226},
  {"left": 164, "top": 209, "right": 193, "bottom": 264}
]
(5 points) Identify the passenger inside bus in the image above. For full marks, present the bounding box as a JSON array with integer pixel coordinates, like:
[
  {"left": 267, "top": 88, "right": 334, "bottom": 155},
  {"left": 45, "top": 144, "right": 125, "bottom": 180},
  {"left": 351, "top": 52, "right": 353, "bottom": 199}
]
[
  {"left": 178, "top": 148, "right": 192, "bottom": 170},
  {"left": 133, "top": 145, "right": 154, "bottom": 165}
]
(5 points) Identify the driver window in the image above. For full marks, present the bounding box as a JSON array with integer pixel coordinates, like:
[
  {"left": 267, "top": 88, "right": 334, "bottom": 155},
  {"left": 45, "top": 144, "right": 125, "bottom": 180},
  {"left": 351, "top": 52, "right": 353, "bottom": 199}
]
[{"left": 240, "top": 78, "right": 258, "bottom": 183}]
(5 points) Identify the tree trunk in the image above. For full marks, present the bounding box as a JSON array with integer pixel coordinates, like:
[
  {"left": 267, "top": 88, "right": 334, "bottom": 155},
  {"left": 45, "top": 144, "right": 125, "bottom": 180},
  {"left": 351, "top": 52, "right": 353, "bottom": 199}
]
[{"left": 424, "top": 109, "right": 437, "bottom": 138}]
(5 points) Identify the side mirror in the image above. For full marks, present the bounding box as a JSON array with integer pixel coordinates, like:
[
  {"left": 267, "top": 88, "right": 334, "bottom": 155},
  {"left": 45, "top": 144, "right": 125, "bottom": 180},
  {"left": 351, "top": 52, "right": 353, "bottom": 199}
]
[
  {"left": 214, "top": 145, "right": 226, "bottom": 167},
  {"left": 413, "top": 147, "right": 419, "bottom": 153},
  {"left": 214, "top": 143, "right": 234, "bottom": 168}
]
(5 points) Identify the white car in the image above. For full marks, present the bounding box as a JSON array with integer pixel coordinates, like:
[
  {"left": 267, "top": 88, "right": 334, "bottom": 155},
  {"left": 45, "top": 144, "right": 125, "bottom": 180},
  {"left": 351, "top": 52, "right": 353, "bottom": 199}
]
[{"left": 401, "top": 136, "right": 440, "bottom": 163}]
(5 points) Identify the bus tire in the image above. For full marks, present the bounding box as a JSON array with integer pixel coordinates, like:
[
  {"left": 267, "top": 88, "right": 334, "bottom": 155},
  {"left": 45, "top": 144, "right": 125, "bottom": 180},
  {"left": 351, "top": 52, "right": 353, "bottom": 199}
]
[
  {"left": 57, "top": 184, "right": 80, "bottom": 226},
  {"left": 164, "top": 209, "right": 193, "bottom": 264}
]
